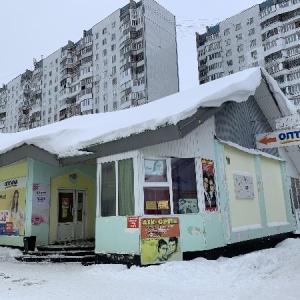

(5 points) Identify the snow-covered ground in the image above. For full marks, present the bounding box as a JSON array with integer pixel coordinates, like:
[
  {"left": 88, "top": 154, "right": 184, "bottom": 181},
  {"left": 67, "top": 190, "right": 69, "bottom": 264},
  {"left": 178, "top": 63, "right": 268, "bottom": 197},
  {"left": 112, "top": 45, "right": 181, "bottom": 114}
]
[{"left": 1, "top": 238, "right": 300, "bottom": 299}]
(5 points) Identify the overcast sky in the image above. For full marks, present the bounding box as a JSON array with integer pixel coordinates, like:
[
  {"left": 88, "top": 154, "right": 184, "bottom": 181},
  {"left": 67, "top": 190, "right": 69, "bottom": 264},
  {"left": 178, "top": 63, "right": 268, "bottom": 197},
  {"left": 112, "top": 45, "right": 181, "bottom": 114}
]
[{"left": 0, "top": 0, "right": 263, "bottom": 91}]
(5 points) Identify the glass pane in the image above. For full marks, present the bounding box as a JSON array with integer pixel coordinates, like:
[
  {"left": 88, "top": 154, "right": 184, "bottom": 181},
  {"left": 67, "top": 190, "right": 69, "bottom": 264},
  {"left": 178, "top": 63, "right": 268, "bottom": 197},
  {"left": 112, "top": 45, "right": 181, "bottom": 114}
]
[
  {"left": 172, "top": 158, "right": 198, "bottom": 214},
  {"left": 144, "top": 187, "right": 170, "bottom": 215},
  {"left": 144, "top": 159, "right": 167, "bottom": 182},
  {"left": 101, "top": 162, "right": 116, "bottom": 216},
  {"left": 118, "top": 159, "right": 134, "bottom": 216},
  {"left": 58, "top": 192, "right": 74, "bottom": 223},
  {"left": 77, "top": 192, "right": 83, "bottom": 222}
]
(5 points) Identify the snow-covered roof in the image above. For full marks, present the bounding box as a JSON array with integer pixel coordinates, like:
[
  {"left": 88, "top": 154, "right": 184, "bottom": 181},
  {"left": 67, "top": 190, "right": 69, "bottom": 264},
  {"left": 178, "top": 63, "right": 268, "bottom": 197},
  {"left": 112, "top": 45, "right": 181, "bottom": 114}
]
[{"left": 0, "top": 67, "right": 296, "bottom": 160}]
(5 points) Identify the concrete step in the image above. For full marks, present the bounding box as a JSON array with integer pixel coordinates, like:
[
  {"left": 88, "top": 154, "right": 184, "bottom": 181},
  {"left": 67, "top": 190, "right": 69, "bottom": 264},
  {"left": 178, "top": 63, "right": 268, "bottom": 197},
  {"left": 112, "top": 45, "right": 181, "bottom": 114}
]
[{"left": 15, "top": 254, "right": 96, "bottom": 264}]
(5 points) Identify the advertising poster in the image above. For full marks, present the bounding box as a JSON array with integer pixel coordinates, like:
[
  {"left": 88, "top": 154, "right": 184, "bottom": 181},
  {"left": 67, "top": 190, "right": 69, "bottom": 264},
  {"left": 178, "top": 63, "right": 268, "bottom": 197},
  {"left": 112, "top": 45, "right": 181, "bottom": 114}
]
[
  {"left": 233, "top": 172, "right": 255, "bottom": 199},
  {"left": 32, "top": 183, "right": 50, "bottom": 225},
  {"left": 0, "top": 177, "right": 26, "bottom": 236},
  {"left": 202, "top": 159, "right": 218, "bottom": 212},
  {"left": 140, "top": 217, "right": 182, "bottom": 265}
]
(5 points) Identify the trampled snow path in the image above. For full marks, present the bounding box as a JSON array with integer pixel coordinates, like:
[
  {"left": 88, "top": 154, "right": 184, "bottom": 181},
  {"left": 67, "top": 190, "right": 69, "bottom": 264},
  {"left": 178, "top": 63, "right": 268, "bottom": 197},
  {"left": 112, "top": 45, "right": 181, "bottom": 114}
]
[{"left": 1, "top": 238, "right": 300, "bottom": 299}]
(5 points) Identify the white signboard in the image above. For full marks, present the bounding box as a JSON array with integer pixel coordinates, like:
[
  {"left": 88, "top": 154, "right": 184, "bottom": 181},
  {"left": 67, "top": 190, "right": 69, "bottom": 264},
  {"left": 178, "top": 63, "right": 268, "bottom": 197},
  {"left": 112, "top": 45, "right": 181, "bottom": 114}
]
[{"left": 256, "top": 128, "right": 300, "bottom": 149}]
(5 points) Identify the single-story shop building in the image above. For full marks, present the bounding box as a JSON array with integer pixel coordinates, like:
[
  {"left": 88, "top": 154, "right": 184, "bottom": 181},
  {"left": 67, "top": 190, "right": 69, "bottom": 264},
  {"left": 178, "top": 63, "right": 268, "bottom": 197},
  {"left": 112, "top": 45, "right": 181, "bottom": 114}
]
[{"left": 0, "top": 67, "right": 299, "bottom": 264}]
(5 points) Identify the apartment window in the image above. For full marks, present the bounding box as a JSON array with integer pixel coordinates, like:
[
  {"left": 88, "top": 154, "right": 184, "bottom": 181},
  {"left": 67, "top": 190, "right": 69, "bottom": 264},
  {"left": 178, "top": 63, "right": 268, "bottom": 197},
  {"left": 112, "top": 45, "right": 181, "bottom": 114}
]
[
  {"left": 102, "top": 38, "right": 107, "bottom": 45},
  {"left": 112, "top": 66, "right": 116, "bottom": 75},
  {"left": 236, "top": 33, "right": 243, "bottom": 40},
  {"left": 235, "top": 23, "right": 242, "bottom": 31},
  {"left": 226, "top": 49, "right": 232, "bottom": 57},
  {"left": 49, "top": 71, "right": 52, "bottom": 77},
  {"left": 250, "top": 39, "right": 256, "bottom": 47},
  {"left": 112, "top": 55, "right": 116, "bottom": 63},
  {"left": 251, "top": 50, "right": 258, "bottom": 59},
  {"left": 103, "top": 82, "right": 108, "bottom": 89},
  {"left": 225, "top": 39, "right": 231, "bottom": 46},
  {"left": 96, "top": 43, "right": 99, "bottom": 50},
  {"left": 113, "top": 102, "right": 118, "bottom": 110},
  {"left": 112, "top": 78, "right": 117, "bottom": 85},
  {"left": 227, "top": 60, "right": 233, "bottom": 66},
  {"left": 111, "top": 33, "right": 116, "bottom": 41},
  {"left": 54, "top": 86, "right": 58, "bottom": 92},
  {"left": 247, "top": 17, "right": 254, "bottom": 25},
  {"left": 102, "top": 28, "right": 107, "bottom": 34},
  {"left": 96, "top": 32, "right": 99, "bottom": 39},
  {"left": 224, "top": 28, "right": 230, "bottom": 36},
  {"left": 103, "top": 59, "right": 108, "bottom": 66},
  {"left": 237, "top": 44, "right": 244, "bottom": 52},
  {"left": 111, "top": 44, "right": 116, "bottom": 51},
  {"left": 238, "top": 55, "right": 245, "bottom": 63},
  {"left": 248, "top": 28, "right": 255, "bottom": 35},
  {"left": 103, "top": 70, "right": 108, "bottom": 77},
  {"left": 55, "top": 58, "right": 58, "bottom": 63},
  {"left": 103, "top": 93, "right": 108, "bottom": 101},
  {"left": 103, "top": 49, "right": 107, "bottom": 56},
  {"left": 95, "top": 53, "right": 99, "bottom": 60},
  {"left": 112, "top": 22, "right": 116, "bottom": 28},
  {"left": 104, "top": 104, "right": 108, "bottom": 112}
]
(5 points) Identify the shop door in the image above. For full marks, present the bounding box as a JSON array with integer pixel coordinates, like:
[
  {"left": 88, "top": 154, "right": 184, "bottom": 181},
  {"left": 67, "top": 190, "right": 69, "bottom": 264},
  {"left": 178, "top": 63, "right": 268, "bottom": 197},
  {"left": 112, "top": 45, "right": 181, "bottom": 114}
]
[{"left": 57, "top": 190, "right": 86, "bottom": 242}]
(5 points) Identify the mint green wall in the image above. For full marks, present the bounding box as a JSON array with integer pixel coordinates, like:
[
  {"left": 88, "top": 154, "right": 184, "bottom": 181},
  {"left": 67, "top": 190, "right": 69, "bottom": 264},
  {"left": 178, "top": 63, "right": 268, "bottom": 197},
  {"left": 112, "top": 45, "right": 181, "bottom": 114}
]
[
  {"left": 28, "top": 159, "right": 96, "bottom": 245},
  {"left": 95, "top": 214, "right": 225, "bottom": 254},
  {"left": 95, "top": 141, "right": 294, "bottom": 256},
  {"left": 95, "top": 217, "right": 140, "bottom": 254}
]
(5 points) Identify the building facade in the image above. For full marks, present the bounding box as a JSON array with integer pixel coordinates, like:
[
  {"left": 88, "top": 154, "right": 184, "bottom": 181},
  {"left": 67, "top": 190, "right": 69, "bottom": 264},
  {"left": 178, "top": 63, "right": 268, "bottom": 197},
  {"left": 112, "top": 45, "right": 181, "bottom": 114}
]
[
  {"left": 196, "top": 0, "right": 300, "bottom": 110},
  {"left": 0, "top": 0, "right": 179, "bottom": 133}
]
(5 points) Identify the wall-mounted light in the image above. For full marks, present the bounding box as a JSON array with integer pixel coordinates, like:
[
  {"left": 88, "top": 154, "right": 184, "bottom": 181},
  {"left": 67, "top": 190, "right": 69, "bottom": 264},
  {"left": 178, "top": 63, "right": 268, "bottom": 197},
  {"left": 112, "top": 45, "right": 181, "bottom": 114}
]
[{"left": 69, "top": 173, "right": 77, "bottom": 183}]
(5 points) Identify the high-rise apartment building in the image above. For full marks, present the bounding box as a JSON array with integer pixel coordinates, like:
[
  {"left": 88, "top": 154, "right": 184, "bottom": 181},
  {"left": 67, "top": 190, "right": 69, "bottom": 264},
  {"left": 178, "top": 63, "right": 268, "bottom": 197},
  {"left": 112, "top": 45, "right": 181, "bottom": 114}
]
[
  {"left": 196, "top": 0, "right": 300, "bottom": 110},
  {"left": 0, "top": 0, "right": 179, "bottom": 133}
]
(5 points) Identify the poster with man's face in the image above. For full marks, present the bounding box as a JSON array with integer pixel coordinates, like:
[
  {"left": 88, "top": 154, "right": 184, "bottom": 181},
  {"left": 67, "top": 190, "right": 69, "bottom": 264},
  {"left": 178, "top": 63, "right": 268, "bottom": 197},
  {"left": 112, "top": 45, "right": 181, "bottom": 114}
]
[
  {"left": 140, "top": 217, "right": 182, "bottom": 265},
  {"left": 202, "top": 159, "right": 218, "bottom": 212}
]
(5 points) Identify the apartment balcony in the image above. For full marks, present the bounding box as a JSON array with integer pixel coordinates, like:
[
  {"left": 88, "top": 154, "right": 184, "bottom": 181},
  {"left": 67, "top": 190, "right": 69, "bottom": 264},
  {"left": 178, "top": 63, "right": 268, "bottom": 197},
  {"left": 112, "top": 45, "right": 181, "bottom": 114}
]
[
  {"left": 29, "top": 120, "right": 41, "bottom": 129},
  {"left": 264, "top": 39, "right": 286, "bottom": 57},
  {"left": 0, "top": 120, "right": 4, "bottom": 129},
  {"left": 277, "top": 0, "right": 300, "bottom": 15},
  {"left": 132, "top": 83, "right": 145, "bottom": 93},
  {"left": 80, "top": 69, "right": 93, "bottom": 80},
  {"left": 80, "top": 89, "right": 92, "bottom": 101},
  {"left": 0, "top": 105, "right": 6, "bottom": 114},
  {"left": 120, "top": 73, "right": 133, "bottom": 86},
  {"left": 30, "top": 103, "right": 42, "bottom": 115}
]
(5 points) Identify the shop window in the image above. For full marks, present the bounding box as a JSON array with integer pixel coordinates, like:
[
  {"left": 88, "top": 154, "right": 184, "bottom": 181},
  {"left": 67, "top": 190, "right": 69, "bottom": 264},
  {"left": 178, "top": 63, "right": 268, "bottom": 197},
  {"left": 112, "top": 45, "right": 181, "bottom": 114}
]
[
  {"left": 100, "top": 158, "right": 135, "bottom": 217},
  {"left": 144, "top": 187, "right": 170, "bottom": 215},
  {"left": 171, "top": 158, "right": 198, "bottom": 214},
  {"left": 143, "top": 159, "right": 170, "bottom": 215},
  {"left": 144, "top": 159, "right": 167, "bottom": 182},
  {"left": 101, "top": 162, "right": 116, "bottom": 216},
  {"left": 118, "top": 159, "right": 134, "bottom": 216}
]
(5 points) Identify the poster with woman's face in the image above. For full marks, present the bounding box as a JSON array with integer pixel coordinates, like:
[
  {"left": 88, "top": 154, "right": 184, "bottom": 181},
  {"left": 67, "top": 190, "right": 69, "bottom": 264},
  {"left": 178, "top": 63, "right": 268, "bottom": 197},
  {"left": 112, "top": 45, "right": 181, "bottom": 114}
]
[
  {"left": 144, "top": 159, "right": 167, "bottom": 182},
  {"left": 0, "top": 177, "right": 26, "bottom": 236}
]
